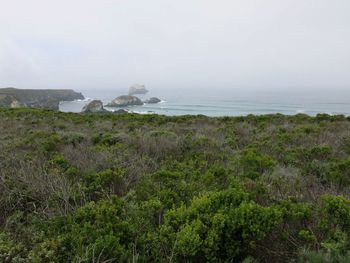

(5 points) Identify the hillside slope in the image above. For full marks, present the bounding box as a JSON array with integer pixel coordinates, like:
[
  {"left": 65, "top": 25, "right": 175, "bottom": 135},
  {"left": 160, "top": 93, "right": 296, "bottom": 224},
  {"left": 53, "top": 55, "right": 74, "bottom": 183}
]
[{"left": 1, "top": 108, "right": 350, "bottom": 262}]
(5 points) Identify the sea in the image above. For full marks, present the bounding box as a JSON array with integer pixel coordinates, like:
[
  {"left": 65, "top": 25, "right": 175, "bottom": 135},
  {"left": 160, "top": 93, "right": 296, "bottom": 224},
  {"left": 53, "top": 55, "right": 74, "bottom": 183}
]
[{"left": 59, "top": 88, "right": 350, "bottom": 117}]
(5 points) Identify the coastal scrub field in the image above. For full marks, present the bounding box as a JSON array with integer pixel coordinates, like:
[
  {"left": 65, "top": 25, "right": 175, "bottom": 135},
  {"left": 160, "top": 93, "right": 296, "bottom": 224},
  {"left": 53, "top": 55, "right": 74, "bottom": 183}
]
[{"left": 1, "top": 108, "right": 350, "bottom": 262}]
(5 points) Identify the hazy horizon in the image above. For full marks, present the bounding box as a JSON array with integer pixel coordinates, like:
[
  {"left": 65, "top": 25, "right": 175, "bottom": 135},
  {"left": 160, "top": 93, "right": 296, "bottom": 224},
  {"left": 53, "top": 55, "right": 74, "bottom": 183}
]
[{"left": 1, "top": 0, "right": 350, "bottom": 91}]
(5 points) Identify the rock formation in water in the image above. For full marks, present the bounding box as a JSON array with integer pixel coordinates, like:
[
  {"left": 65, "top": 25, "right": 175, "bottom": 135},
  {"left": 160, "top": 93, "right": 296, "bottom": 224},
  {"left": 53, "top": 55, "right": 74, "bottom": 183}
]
[
  {"left": 0, "top": 88, "right": 84, "bottom": 110},
  {"left": 144, "top": 97, "right": 161, "bottom": 104},
  {"left": 81, "top": 100, "right": 106, "bottom": 113},
  {"left": 128, "top": 84, "right": 148, "bottom": 95},
  {"left": 107, "top": 95, "right": 143, "bottom": 107}
]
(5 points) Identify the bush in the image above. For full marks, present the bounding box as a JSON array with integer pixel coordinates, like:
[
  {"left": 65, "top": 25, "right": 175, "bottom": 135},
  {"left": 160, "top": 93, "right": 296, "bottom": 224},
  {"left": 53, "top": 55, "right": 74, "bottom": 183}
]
[
  {"left": 0, "top": 231, "right": 27, "bottom": 263},
  {"left": 240, "top": 149, "right": 276, "bottom": 179},
  {"left": 30, "top": 197, "right": 133, "bottom": 262},
  {"left": 83, "top": 168, "right": 125, "bottom": 199},
  {"left": 328, "top": 158, "right": 350, "bottom": 187},
  {"left": 3, "top": 108, "right": 350, "bottom": 262},
  {"left": 160, "top": 187, "right": 282, "bottom": 261}
]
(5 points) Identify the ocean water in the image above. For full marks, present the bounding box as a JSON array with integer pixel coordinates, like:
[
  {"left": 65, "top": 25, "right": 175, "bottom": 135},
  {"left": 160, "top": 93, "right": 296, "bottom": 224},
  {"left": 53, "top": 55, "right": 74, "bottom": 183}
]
[{"left": 59, "top": 88, "right": 350, "bottom": 117}]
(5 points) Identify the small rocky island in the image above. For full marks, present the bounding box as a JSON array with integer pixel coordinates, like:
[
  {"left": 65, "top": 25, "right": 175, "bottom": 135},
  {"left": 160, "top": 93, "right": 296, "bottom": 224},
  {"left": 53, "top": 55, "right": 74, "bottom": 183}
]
[
  {"left": 128, "top": 84, "right": 148, "bottom": 95},
  {"left": 0, "top": 88, "right": 84, "bottom": 110},
  {"left": 106, "top": 95, "right": 143, "bottom": 107},
  {"left": 145, "top": 97, "right": 161, "bottom": 104},
  {"left": 81, "top": 100, "right": 106, "bottom": 113},
  {"left": 80, "top": 85, "right": 162, "bottom": 113}
]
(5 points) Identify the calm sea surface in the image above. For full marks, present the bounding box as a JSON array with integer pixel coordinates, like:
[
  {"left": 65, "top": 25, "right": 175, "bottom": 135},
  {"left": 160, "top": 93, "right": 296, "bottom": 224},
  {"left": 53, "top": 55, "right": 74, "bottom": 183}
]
[{"left": 59, "top": 88, "right": 350, "bottom": 117}]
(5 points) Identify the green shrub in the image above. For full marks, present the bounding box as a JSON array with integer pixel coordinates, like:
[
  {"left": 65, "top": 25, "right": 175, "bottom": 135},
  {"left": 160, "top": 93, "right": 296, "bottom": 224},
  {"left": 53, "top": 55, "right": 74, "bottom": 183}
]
[
  {"left": 30, "top": 197, "right": 132, "bottom": 262},
  {"left": 160, "top": 187, "right": 282, "bottom": 261},
  {"left": 328, "top": 158, "right": 350, "bottom": 186},
  {"left": 61, "top": 132, "right": 85, "bottom": 146},
  {"left": 0, "top": 231, "right": 27, "bottom": 263},
  {"left": 320, "top": 195, "right": 350, "bottom": 229},
  {"left": 3, "top": 108, "right": 350, "bottom": 262},
  {"left": 240, "top": 149, "right": 276, "bottom": 179},
  {"left": 83, "top": 168, "right": 125, "bottom": 199}
]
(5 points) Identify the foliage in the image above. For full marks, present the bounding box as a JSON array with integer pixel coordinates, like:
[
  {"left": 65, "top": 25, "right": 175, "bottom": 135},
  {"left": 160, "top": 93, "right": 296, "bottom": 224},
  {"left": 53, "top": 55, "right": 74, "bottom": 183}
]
[
  {"left": 161, "top": 187, "right": 282, "bottom": 261},
  {"left": 2, "top": 108, "right": 350, "bottom": 262},
  {"left": 29, "top": 198, "right": 132, "bottom": 262}
]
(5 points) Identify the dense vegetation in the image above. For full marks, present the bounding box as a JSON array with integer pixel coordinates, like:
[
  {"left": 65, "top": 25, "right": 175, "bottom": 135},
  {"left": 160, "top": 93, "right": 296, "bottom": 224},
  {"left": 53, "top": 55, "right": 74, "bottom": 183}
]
[{"left": 1, "top": 108, "right": 350, "bottom": 262}]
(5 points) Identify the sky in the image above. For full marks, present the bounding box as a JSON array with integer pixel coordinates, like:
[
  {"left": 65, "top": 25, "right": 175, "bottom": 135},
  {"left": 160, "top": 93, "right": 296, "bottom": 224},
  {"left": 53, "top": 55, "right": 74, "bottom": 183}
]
[{"left": 0, "top": 0, "right": 349, "bottom": 91}]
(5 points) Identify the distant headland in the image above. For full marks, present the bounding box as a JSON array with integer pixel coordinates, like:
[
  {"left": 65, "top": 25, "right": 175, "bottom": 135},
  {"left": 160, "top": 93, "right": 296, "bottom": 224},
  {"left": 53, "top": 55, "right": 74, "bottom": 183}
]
[{"left": 0, "top": 88, "right": 84, "bottom": 111}]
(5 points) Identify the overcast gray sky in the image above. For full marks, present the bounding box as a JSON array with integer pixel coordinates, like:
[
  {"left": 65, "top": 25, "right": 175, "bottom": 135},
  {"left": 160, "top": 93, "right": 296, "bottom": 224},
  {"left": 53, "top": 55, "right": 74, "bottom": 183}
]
[{"left": 0, "top": 0, "right": 349, "bottom": 90}]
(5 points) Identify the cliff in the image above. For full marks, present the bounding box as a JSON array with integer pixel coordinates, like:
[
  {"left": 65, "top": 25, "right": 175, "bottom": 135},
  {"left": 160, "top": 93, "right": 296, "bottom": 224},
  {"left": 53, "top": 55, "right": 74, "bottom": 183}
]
[{"left": 0, "top": 88, "right": 84, "bottom": 110}]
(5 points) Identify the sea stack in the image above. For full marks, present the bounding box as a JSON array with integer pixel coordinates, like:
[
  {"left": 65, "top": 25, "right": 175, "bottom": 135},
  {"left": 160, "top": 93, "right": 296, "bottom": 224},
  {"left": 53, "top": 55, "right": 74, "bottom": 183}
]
[
  {"left": 145, "top": 97, "right": 161, "bottom": 104},
  {"left": 128, "top": 84, "right": 148, "bottom": 95},
  {"left": 82, "top": 100, "right": 107, "bottom": 113},
  {"left": 106, "top": 95, "right": 143, "bottom": 107}
]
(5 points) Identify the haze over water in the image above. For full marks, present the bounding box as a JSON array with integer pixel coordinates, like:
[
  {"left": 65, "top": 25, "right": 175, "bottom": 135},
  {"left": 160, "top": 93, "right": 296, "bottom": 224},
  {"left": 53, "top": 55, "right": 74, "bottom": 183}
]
[
  {"left": 60, "top": 88, "right": 350, "bottom": 116},
  {"left": 2, "top": 1, "right": 350, "bottom": 116}
]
